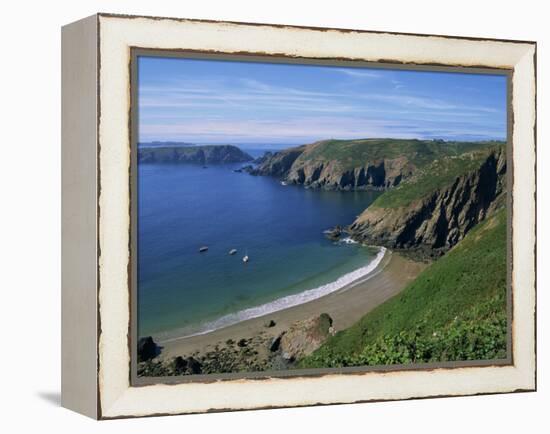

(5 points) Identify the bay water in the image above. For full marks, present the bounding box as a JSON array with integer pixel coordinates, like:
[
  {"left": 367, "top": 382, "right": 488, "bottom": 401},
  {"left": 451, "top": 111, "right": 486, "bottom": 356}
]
[{"left": 138, "top": 149, "right": 382, "bottom": 339}]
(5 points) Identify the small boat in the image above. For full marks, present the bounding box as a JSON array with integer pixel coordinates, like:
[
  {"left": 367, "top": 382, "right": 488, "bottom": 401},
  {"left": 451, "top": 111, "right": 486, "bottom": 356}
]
[
  {"left": 228, "top": 249, "right": 237, "bottom": 255},
  {"left": 199, "top": 246, "right": 208, "bottom": 253},
  {"left": 242, "top": 255, "right": 249, "bottom": 263},
  {"left": 280, "top": 181, "right": 287, "bottom": 186}
]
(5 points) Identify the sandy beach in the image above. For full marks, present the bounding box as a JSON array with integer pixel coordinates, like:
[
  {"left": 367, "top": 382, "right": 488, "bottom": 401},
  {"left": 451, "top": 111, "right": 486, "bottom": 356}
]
[{"left": 157, "top": 250, "right": 427, "bottom": 361}]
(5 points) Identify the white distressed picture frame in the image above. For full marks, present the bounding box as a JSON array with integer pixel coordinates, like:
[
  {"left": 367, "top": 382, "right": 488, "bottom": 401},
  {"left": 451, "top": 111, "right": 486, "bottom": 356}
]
[{"left": 61, "top": 13, "right": 536, "bottom": 419}]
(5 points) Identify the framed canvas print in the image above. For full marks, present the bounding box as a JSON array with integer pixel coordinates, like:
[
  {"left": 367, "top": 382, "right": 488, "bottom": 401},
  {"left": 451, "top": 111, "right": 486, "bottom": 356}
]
[{"left": 61, "top": 13, "right": 536, "bottom": 419}]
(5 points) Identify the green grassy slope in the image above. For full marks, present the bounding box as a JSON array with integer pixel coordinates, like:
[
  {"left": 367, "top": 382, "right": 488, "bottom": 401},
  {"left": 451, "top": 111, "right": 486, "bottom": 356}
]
[
  {"left": 371, "top": 144, "right": 505, "bottom": 209},
  {"left": 299, "top": 138, "right": 502, "bottom": 171},
  {"left": 299, "top": 207, "right": 507, "bottom": 368}
]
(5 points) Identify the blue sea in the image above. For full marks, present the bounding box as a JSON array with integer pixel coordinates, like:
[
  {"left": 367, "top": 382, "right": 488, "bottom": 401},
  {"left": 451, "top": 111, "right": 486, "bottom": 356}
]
[{"left": 137, "top": 148, "right": 383, "bottom": 340}]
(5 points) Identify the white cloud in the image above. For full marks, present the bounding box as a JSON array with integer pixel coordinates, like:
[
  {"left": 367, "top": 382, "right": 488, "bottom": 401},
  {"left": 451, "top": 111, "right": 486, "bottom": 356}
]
[
  {"left": 138, "top": 72, "right": 505, "bottom": 143},
  {"left": 333, "top": 68, "right": 382, "bottom": 79}
]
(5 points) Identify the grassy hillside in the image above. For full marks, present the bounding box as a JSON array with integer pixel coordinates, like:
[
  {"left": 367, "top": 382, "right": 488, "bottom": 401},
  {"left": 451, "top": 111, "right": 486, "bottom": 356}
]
[
  {"left": 298, "top": 138, "right": 502, "bottom": 171},
  {"left": 372, "top": 144, "right": 505, "bottom": 209},
  {"left": 299, "top": 207, "right": 507, "bottom": 368}
]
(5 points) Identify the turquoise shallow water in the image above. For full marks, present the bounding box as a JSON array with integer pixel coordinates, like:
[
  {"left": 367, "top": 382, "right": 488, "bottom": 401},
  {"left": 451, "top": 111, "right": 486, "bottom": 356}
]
[{"left": 137, "top": 153, "right": 382, "bottom": 339}]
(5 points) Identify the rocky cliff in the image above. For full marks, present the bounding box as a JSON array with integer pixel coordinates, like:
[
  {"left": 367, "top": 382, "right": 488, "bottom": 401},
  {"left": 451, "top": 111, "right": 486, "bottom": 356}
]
[
  {"left": 249, "top": 139, "right": 500, "bottom": 191},
  {"left": 285, "top": 154, "right": 415, "bottom": 190},
  {"left": 348, "top": 146, "right": 507, "bottom": 257},
  {"left": 249, "top": 145, "right": 307, "bottom": 177},
  {"left": 138, "top": 145, "right": 253, "bottom": 164}
]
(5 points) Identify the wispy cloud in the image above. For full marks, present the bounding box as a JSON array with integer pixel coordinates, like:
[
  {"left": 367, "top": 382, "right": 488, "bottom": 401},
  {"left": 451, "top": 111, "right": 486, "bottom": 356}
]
[
  {"left": 140, "top": 114, "right": 504, "bottom": 144},
  {"left": 333, "top": 68, "right": 382, "bottom": 79},
  {"left": 137, "top": 58, "right": 506, "bottom": 143},
  {"left": 140, "top": 78, "right": 498, "bottom": 115},
  {"left": 391, "top": 79, "right": 405, "bottom": 90}
]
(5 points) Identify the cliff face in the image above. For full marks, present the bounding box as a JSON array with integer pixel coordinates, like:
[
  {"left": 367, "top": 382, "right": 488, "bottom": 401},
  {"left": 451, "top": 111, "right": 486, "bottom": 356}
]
[
  {"left": 251, "top": 141, "right": 418, "bottom": 190},
  {"left": 249, "top": 146, "right": 306, "bottom": 177},
  {"left": 250, "top": 138, "right": 501, "bottom": 191},
  {"left": 349, "top": 148, "right": 506, "bottom": 257},
  {"left": 250, "top": 139, "right": 507, "bottom": 257},
  {"left": 285, "top": 155, "right": 415, "bottom": 190},
  {"left": 138, "top": 145, "right": 253, "bottom": 164}
]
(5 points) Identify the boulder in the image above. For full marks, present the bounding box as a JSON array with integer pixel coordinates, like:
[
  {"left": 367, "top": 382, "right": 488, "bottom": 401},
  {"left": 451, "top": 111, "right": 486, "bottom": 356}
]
[
  {"left": 173, "top": 356, "right": 188, "bottom": 374},
  {"left": 186, "top": 357, "right": 202, "bottom": 374},
  {"left": 137, "top": 336, "right": 159, "bottom": 362},
  {"left": 264, "top": 319, "right": 276, "bottom": 328},
  {"left": 279, "top": 314, "right": 334, "bottom": 360}
]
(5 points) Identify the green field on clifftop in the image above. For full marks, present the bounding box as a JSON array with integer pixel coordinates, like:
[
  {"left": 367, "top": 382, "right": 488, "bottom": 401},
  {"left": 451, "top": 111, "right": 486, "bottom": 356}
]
[
  {"left": 371, "top": 144, "right": 505, "bottom": 209},
  {"left": 298, "top": 138, "right": 502, "bottom": 171},
  {"left": 299, "top": 207, "right": 508, "bottom": 368}
]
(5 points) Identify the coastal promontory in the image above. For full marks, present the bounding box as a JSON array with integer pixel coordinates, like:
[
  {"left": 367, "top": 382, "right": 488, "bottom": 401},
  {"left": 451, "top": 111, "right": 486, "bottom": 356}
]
[
  {"left": 250, "top": 138, "right": 503, "bottom": 191},
  {"left": 349, "top": 145, "right": 507, "bottom": 257},
  {"left": 138, "top": 144, "right": 254, "bottom": 164}
]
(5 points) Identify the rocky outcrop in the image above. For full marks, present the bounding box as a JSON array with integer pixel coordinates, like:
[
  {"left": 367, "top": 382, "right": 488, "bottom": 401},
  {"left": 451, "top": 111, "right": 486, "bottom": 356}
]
[
  {"left": 285, "top": 155, "right": 415, "bottom": 190},
  {"left": 324, "top": 225, "right": 345, "bottom": 241},
  {"left": 249, "top": 139, "right": 505, "bottom": 191},
  {"left": 278, "top": 313, "right": 334, "bottom": 361},
  {"left": 138, "top": 145, "right": 253, "bottom": 164},
  {"left": 249, "top": 140, "right": 417, "bottom": 190},
  {"left": 137, "top": 336, "right": 159, "bottom": 362},
  {"left": 172, "top": 356, "right": 202, "bottom": 375},
  {"left": 349, "top": 148, "right": 506, "bottom": 257},
  {"left": 253, "top": 151, "right": 274, "bottom": 165},
  {"left": 248, "top": 146, "right": 306, "bottom": 177}
]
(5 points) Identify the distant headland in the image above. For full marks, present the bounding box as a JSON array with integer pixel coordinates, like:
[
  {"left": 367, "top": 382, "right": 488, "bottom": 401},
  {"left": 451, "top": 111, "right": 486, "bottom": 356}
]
[{"left": 138, "top": 144, "right": 254, "bottom": 164}]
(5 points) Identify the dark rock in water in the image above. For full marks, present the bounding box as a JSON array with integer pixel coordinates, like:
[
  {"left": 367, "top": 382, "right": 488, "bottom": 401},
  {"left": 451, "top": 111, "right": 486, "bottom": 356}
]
[
  {"left": 265, "top": 319, "right": 276, "bottom": 328},
  {"left": 186, "top": 357, "right": 202, "bottom": 374},
  {"left": 240, "top": 164, "right": 254, "bottom": 173},
  {"left": 137, "top": 336, "right": 159, "bottom": 362},
  {"left": 324, "top": 225, "right": 344, "bottom": 241},
  {"left": 237, "top": 338, "right": 248, "bottom": 347},
  {"left": 269, "top": 335, "right": 282, "bottom": 352}
]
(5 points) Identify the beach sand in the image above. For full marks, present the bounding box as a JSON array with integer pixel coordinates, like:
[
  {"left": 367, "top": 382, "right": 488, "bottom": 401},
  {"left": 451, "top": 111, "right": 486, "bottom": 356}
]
[{"left": 157, "top": 250, "right": 427, "bottom": 361}]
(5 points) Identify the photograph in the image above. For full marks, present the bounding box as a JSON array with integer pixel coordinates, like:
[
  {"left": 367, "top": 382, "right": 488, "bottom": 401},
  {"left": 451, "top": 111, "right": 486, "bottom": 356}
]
[
  {"left": 1, "top": 0, "right": 543, "bottom": 428},
  {"left": 134, "top": 54, "right": 509, "bottom": 378}
]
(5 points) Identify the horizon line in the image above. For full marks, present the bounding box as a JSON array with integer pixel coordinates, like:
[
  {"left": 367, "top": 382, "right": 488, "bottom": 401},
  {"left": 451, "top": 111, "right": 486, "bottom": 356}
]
[{"left": 138, "top": 136, "right": 508, "bottom": 146}]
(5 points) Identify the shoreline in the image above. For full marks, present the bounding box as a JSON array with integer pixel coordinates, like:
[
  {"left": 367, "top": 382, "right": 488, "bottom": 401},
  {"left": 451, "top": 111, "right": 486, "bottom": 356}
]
[
  {"left": 155, "top": 246, "right": 387, "bottom": 343},
  {"left": 156, "top": 251, "right": 427, "bottom": 362}
]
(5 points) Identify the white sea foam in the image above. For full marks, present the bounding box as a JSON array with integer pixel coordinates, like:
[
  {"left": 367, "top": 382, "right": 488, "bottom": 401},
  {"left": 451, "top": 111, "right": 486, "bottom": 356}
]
[
  {"left": 160, "top": 247, "right": 387, "bottom": 343},
  {"left": 339, "top": 236, "right": 358, "bottom": 244}
]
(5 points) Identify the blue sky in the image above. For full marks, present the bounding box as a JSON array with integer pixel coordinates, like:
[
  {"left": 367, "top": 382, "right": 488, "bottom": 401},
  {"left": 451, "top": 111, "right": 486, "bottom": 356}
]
[{"left": 138, "top": 56, "right": 507, "bottom": 146}]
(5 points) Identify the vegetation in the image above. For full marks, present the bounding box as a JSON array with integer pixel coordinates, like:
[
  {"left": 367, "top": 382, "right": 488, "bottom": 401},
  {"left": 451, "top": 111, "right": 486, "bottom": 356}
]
[
  {"left": 299, "top": 207, "right": 507, "bottom": 368},
  {"left": 372, "top": 144, "right": 505, "bottom": 209},
  {"left": 138, "top": 144, "right": 253, "bottom": 164},
  {"left": 299, "top": 138, "right": 503, "bottom": 171}
]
